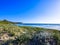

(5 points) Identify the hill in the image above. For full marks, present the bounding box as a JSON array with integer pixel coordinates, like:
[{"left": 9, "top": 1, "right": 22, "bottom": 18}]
[
  {"left": 0, "top": 20, "right": 60, "bottom": 45},
  {"left": 0, "top": 20, "right": 22, "bottom": 24}
]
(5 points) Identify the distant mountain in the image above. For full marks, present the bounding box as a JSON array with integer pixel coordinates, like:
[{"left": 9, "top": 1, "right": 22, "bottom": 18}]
[{"left": 0, "top": 20, "right": 22, "bottom": 24}]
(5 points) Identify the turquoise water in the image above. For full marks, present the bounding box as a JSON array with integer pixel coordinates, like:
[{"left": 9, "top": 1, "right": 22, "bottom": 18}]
[{"left": 17, "top": 24, "right": 60, "bottom": 30}]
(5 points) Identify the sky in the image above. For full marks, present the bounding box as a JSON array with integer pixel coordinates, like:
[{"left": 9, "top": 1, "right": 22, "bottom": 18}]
[{"left": 0, "top": 0, "right": 60, "bottom": 23}]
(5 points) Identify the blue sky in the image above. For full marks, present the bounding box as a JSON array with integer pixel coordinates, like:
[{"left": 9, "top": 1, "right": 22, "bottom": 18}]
[{"left": 0, "top": 0, "right": 60, "bottom": 23}]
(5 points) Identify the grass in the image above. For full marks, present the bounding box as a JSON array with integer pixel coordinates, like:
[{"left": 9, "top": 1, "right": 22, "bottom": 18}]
[{"left": 0, "top": 20, "right": 60, "bottom": 45}]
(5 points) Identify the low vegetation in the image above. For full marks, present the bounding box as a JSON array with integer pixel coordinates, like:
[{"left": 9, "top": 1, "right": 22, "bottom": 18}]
[{"left": 0, "top": 20, "right": 60, "bottom": 45}]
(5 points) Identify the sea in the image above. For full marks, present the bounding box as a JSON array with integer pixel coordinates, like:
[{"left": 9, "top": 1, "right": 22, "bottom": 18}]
[{"left": 17, "top": 23, "right": 60, "bottom": 30}]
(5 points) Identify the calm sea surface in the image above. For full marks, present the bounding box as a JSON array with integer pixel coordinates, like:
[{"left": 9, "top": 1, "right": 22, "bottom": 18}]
[{"left": 17, "top": 24, "right": 60, "bottom": 30}]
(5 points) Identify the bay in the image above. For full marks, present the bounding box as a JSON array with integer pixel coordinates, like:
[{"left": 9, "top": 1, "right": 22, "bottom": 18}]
[{"left": 17, "top": 23, "right": 60, "bottom": 30}]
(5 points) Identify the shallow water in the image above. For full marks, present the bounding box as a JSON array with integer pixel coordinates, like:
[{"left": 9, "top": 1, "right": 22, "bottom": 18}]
[{"left": 17, "top": 24, "right": 60, "bottom": 30}]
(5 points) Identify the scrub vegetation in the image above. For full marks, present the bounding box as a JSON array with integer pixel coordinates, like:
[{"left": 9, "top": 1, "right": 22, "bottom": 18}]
[{"left": 0, "top": 20, "right": 60, "bottom": 45}]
